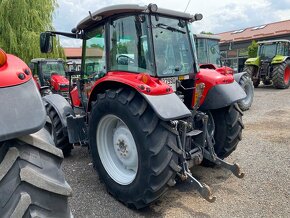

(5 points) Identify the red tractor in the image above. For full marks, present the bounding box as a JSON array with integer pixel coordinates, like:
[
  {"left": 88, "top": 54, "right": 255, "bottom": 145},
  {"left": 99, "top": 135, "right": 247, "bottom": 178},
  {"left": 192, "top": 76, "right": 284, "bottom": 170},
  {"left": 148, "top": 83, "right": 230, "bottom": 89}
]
[
  {"left": 29, "top": 58, "right": 70, "bottom": 98},
  {"left": 195, "top": 34, "right": 254, "bottom": 111},
  {"left": 0, "top": 49, "right": 72, "bottom": 217},
  {"left": 41, "top": 4, "right": 246, "bottom": 208}
]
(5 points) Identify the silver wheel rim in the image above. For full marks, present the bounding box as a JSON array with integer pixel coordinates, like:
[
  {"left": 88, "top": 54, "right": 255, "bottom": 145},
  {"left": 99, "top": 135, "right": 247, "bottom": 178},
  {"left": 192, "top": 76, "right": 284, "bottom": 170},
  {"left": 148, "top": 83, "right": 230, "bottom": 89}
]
[
  {"left": 97, "top": 114, "right": 138, "bottom": 185},
  {"left": 207, "top": 112, "right": 215, "bottom": 138}
]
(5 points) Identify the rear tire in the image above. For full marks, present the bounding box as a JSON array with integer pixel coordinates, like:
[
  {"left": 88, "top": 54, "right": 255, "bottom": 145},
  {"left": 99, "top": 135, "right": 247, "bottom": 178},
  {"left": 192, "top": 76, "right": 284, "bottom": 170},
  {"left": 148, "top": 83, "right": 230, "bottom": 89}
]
[
  {"left": 237, "top": 74, "right": 254, "bottom": 111},
  {"left": 0, "top": 129, "right": 72, "bottom": 217},
  {"left": 210, "top": 104, "right": 244, "bottom": 159},
  {"left": 243, "top": 65, "right": 260, "bottom": 88},
  {"left": 272, "top": 60, "right": 290, "bottom": 89},
  {"left": 89, "top": 88, "right": 180, "bottom": 209},
  {"left": 46, "top": 103, "right": 73, "bottom": 157}
]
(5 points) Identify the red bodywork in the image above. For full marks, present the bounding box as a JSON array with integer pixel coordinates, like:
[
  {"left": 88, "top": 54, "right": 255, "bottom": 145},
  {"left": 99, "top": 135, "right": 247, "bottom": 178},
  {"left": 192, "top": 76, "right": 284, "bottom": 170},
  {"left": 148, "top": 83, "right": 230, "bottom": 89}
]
[
  {"left": 0, "top": 54, "right": 32, "bottom": 88},
  {"left": 50, "top": 74, "right": 69, "bottom": 91},
  {"left": 70, "top": 72, "right": 174, "bottom": 108},
  {"left": 194, "top": 68, "right": 234, "bottom": 106},
  {"left": 199, "top": 63, "right": 234, "bottom": 75},
  {"left": 69, "top": 69, "right": 235, "bottom": 110}
]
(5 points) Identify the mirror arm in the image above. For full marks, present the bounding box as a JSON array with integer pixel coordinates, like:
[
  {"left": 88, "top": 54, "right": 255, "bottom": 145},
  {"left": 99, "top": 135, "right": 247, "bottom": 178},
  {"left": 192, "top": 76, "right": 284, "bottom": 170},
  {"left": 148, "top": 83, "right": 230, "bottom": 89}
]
[{"left": 46, "top": 31, "right": 83, "bottom": 39}]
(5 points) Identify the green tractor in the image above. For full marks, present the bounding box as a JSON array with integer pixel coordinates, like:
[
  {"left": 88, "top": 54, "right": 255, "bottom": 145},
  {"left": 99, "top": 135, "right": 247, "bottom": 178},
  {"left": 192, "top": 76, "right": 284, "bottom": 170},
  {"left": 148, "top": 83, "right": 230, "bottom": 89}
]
[{"left": 244, "top": 39, "right": 290, "bottom": 88}]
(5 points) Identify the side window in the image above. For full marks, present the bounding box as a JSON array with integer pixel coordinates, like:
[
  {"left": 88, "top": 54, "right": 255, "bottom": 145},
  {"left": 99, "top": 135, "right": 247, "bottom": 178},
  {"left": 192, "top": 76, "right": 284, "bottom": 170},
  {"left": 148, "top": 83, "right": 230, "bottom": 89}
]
[{"left": 84, "top": 25, "right": 106, "bottom": 79}]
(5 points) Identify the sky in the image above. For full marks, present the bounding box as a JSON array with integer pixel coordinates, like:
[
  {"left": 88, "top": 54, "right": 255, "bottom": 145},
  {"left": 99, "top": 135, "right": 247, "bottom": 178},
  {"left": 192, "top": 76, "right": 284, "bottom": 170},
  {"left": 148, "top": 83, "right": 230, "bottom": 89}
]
[{"left": 53, "top": 0, "right": 290, "bottom": 47}]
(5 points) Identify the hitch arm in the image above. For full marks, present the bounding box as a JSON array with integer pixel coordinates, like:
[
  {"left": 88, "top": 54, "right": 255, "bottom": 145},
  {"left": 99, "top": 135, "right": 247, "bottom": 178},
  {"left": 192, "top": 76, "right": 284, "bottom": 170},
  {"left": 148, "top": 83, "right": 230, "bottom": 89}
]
[
  {"left": 203, "top": 151, "right": 245, "bottom": 178},
  {"left": 185, "top": 171, "right": 216, "bottom": 203}
]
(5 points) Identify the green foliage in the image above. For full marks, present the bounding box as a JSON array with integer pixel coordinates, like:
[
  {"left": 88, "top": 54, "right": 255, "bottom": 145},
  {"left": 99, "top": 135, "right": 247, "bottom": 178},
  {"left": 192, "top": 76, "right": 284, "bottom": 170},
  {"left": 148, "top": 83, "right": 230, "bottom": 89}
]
[
  {"left": 248, "top": 40, "right": 258, "bottom": 58},
  {"left": 0, "top": 0, "right": 64, "bottom": 63},
  {"left": 200, "top": 31, "right": 214, "bottom": 35}
]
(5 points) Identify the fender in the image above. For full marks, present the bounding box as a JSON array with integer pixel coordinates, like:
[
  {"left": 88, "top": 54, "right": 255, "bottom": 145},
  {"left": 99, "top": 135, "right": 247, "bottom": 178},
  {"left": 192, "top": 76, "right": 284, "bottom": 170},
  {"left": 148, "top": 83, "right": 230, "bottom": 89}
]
[
  {"left": 42, "top": 94, "right": 75, "bottom": 128},
  {"left": 199, "top": 81, "right": 246, "bottom": 110},
  {"left": 141, "top": 92, "right": 192, "bottom": 121},
  {"left": 0, "top": 79, "right": 46, "bottom": 141},
  {"left": 88, "top": 72, "right": 191, "bottom": 121},
  {"left": 271, "top": 55, "right": 289, "bottom": 64},
  {"left": 233, "top": 72, "right": 247, "bottom": 83}
]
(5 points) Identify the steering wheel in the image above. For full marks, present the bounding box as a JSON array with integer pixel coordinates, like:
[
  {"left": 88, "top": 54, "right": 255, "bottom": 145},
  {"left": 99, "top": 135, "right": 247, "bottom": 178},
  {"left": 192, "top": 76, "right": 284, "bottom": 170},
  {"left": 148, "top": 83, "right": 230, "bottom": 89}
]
[{"left": 117, "top": 55, "right": 135, "bottom": 65}]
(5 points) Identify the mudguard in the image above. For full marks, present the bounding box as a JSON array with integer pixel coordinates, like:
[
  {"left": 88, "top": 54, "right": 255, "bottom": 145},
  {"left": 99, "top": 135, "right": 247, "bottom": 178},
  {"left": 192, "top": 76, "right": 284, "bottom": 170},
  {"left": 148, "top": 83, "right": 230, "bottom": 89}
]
[
  {"left": 42, "top": 94, "right": 75, "bottom": 128},
  {"left": 0, "top": 79, "right": 46, "bottom": 141},
  {"left": 233, "top": 72, "right": 247, "bottom": 83},
  {"left": 199, "top": 81, "right": 246, "bottom": 110},
  {"left": 141, "top": 92, "right": 191, "bottom": 121}
]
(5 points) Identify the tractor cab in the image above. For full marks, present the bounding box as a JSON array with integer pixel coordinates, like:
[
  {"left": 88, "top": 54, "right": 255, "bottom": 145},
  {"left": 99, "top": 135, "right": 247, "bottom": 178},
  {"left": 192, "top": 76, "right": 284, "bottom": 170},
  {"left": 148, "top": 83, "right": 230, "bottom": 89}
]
[
  {"left": 258, "top": 40, "right": 290, "bottom": 61},
  {"left": 30, "top": 58, "right": 69, "bottom": 97}
]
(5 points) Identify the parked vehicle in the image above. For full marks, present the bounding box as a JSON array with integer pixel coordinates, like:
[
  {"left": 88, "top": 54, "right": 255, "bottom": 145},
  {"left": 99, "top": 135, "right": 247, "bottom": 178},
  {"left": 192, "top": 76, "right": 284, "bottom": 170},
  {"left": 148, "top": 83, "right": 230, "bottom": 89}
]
[
  {"left": 195, "top": 33, "right": 254, "bottom": 111},
  {"left": 40, "top": 4, "right": 245, "bottom": 208},
  {"left": 0, "top": 48, "right": 72, "bottom": 217},
  {"left": 244, "top": 39, "right": 290, "bottom": 88},
  {"left": 30, "top": 58, "right": 70, "bottom": 98}
]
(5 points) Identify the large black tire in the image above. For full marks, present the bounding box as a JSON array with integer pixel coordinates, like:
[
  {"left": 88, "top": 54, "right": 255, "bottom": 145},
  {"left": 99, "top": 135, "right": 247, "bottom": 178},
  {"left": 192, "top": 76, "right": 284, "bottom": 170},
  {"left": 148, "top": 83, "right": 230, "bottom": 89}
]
[
  {"left": 272, "top": 60, "right": 290, "bottom": 89},
  {"left": 0, "top": 129, "right": 72, "bottom": 217},
  {"left": 243, "top": 65, "right": 260, "bottom": 88},
  {"left": 89, "top": 88, "right": 180, "bottom": 209},
  {"left": 237, "top": 74, "right": 254, "bottom": 111},
  {"left": 210, "top": 104, "right": 244, "bottom": 159},
  {"left": 46, "top": 103, "right": 73, "bottom": 156}
]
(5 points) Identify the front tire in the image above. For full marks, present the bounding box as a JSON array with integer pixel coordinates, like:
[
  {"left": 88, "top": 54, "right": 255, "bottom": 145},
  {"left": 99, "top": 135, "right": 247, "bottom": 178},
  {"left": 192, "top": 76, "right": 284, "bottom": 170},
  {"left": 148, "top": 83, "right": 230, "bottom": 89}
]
[
  {"left": 0, "top": 129, "right": 72, "bottom": 217},
  {"left": 45, "top": 103, "right": 73, "bottom": 157},
  {"left": 272, "top": 60, "right": 290, "bottom": 89},
  {"left": 89, "top": 88, "right": 180, "bottom": 209},
  {"left": 237, "top": 74, "right": 254, "bottom": 111},
  {"left": 243, "top": 65, "right": 260, "bottom": 88},
  {"left": 210, "top": 104, "right": 244, "bottom": 159}
]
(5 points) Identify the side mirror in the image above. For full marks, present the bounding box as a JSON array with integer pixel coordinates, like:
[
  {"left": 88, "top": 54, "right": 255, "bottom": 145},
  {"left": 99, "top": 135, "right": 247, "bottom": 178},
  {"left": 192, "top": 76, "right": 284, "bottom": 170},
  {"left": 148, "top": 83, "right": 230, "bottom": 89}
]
[{"left": 40, "top": 32, "right": 53, "bottom": 53}]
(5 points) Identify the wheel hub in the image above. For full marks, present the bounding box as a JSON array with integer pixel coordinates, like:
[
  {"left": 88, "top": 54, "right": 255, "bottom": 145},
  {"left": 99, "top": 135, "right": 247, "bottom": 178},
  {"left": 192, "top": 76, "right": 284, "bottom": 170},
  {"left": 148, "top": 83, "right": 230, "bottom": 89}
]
[{"left": 113, "top": 126, "right": 137, "bottom": 169}]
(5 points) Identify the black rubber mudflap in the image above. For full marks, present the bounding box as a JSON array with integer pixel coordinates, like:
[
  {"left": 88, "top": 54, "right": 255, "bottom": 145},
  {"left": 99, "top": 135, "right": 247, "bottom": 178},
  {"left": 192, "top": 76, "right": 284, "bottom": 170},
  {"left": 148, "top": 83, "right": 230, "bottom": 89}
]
[{"left": 0, "top": 129, "right": 72, "bottom": 218}]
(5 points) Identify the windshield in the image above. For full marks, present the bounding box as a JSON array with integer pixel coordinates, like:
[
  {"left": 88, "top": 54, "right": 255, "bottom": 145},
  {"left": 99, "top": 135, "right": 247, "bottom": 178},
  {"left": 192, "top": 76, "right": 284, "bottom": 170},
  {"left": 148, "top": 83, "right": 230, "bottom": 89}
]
[
  {"left": 259, "top": 43, "right": 277, "bottom": 59},
  {"left": 109, "top": 15, "right": 154, "bottom": 75},
  {"left": 41, "top": 61, "right": 66, "bottom": 77},
  {"left": 196, "top": 38, "right": 220, "bottom": 66},
  {"left": 207, "top": 39, "right": 220, "bottom": 65},
  {"left": 152, "top": 16, "right": 195, "bottom": 77}
]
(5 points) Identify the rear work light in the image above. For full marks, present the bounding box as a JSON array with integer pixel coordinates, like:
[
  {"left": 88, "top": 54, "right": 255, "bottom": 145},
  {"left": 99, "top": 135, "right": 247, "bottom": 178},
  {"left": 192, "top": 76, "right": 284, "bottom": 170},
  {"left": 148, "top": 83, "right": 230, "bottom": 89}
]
[{"left": 0, "top": 48, "right": 7, "bottom": 67}]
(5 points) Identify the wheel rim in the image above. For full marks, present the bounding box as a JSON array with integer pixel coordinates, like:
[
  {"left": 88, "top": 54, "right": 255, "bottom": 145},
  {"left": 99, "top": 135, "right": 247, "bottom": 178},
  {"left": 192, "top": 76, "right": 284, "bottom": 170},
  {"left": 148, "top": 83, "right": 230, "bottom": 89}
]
[
  {"left": 284, "top": 65, "right": 290, "bottom": 84},
  {"left": 97, "top": 114, "right": 138, "bottom": 185}
]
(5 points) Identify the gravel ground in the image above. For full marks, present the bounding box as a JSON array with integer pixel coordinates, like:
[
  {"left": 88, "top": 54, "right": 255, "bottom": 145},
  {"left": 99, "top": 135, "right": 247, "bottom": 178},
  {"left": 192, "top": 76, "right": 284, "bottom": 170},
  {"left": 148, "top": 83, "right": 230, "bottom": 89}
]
[{"left": 63, "top": 85, "right": 290, "bottom": 218}]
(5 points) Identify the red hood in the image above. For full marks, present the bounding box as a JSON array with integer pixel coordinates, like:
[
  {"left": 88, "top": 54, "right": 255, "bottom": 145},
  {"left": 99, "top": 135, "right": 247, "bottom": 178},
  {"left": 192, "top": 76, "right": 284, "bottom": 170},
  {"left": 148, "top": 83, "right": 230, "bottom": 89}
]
[
  {"left": 51, "top": 74, "right": 69, "bottom": 85},
  {"left": 50, "top": 74, "right": 69, "bottom": 91}
]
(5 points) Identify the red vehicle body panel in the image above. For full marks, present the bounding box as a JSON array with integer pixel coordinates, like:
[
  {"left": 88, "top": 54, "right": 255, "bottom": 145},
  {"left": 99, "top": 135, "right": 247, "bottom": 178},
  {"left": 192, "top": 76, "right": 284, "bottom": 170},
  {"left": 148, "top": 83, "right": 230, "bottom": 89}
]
[
  {"left": 0, "top": 54, "right": 32, "bottom": 87},
  {"left": 194, "top": 68, "right": 234, "bottom": 106},
  {"left": 70, "top": 71, "right": 174, "bottom": 108},
  {"left": 50, "top": 74, "right": 69, "bottom": 91}
]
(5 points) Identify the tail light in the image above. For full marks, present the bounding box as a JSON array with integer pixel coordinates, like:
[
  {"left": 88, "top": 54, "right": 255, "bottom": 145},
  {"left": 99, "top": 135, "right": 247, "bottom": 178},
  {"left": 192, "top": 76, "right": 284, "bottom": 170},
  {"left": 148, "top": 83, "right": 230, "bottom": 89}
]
[{"left": 0, "top": 48, "right": 7, "bottom": 67}]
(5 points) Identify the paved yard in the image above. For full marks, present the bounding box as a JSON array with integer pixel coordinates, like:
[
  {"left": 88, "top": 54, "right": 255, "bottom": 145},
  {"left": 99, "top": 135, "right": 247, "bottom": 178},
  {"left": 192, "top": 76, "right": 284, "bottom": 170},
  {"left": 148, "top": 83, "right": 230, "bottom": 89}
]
[{"left": 63, "top": 85, "right": 290, "bottom": 218}]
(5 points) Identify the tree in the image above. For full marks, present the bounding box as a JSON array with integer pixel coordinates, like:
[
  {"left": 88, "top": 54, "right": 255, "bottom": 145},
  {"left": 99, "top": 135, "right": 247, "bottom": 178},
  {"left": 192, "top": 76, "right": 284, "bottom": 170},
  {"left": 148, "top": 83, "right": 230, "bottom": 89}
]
[
  {"left": 248, "top": 40, "right": 258, "bottom": 58},
  {"left": 0, "top": 0, "right": 64, "bottom": 63}
]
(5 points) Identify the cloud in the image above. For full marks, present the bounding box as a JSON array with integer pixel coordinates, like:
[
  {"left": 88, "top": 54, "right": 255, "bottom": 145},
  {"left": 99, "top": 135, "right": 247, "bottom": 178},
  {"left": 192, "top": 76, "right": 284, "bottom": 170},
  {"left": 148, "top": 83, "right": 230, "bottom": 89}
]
[{"left": 53, "top": 0, "right": 290, "bottom": 46}]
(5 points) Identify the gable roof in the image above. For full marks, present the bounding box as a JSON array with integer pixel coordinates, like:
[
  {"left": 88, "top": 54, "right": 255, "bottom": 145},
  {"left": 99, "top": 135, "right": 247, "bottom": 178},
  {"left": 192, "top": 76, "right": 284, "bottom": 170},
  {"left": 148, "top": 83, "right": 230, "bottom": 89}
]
[
  {"left": 216, "top": 19, "right": 290, "bottom": 43},
  {"left": 64, "top": 47, "right": 103, "bottom": 58}
]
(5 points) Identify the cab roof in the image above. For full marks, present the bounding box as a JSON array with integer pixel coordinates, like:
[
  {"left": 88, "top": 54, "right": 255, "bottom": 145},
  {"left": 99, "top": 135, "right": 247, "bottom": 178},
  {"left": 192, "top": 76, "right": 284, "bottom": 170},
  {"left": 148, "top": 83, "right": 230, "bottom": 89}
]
[
  {"left": 75, "top": 4, "right": 194, "bottom": 32},
  {"left": 258, "top": 39, "right": 290, "bottom": 44}
]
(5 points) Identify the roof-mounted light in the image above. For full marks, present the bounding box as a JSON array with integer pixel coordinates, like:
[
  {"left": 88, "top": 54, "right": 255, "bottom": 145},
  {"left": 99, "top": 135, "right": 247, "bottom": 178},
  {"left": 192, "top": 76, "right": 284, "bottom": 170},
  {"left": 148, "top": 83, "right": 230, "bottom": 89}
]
[
  {"left": 0, "top": 48, "right": 7, "bottom": 67},
  {"left": 148, "top": 3, "right": 158, "bottom": 12}
]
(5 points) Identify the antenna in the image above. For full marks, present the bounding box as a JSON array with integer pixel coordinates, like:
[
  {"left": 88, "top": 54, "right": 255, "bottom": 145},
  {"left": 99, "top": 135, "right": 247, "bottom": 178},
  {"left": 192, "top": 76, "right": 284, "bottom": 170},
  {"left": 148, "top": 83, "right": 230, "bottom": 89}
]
[{"left": 184, "top": 0, "right": 191, "bottom": 12}]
